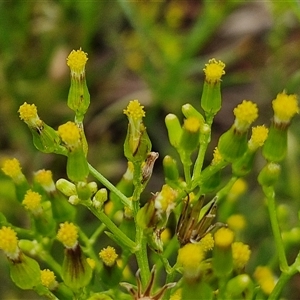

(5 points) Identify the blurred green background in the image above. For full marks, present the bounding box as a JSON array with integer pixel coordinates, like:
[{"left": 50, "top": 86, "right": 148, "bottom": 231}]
[{"left": 1, "top": 1, "right": 300, "bottom": 299}]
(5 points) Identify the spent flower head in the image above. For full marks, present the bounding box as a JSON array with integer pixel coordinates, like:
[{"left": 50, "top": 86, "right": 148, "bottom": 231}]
[
  {"left": 203, "top": 58, "right": 225, "bottom": 83},
  {"left": 0, "top": 226, "right": 20, "bottom": 260},
  {"left": 272, "top": 91, "right": 298, "bottom": 124},
  {"left": 57, "top": 222, "right": 78, "bottom": 249}
]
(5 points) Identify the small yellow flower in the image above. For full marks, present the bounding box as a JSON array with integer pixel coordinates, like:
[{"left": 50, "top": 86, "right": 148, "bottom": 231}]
[
  {"left": 177, "top": 243, "right": 204, "bottom": 278},
  {"left": 233, "top": 100, "right": 258, "bottom": 132},
  {"left": 99, "top": 246, "right": 118, "bottom": 267},
  {"left": 214, "top": 227, "right": 234, "bottom": 248},
  {"left": 183, "top": 117, "right": 200, "bottom": 133},
  {"left": 232, "top": 242, "right": 251, "bottom": 270},
  {"left": 57, "top": 222, "right": 78, "bottom": 249},
  {"left": 248, "top": 125, "right": 269, "bottom": 150},
  {"left": 0, "top": 226, "right": 20, "bottom": 260},
  {"left": 58, "top": 121, "right": 81, "bottom": 148},
  {"left": 34, "top": 169, "right": 55, "bottom": 192},
  {"left": 18, "top": 102, "right": 42, "bottom": 128},
  {"left": 67, "top": 48, "right": 88, "bottom": 75},
  {"left": 272, "top": 91, "right": 299, "bottom": 123},
  {"left": 22, "top": 189, "right": 42, "bottom": 213},
  {"left": 199, "top": 233, "right": 214, "bottom": 252},
  {"left": 254, "top": 266, "right": 276, "bottom": 295},
  {"left": 203, "top": 58, "right": 225, "bottom": 83},
  {"left": 211, "top": 147, "right": 222, "bottom": 165},
  {"left": 123, "top": 99, "right": 145, "bottom": 120},
  {"left": 155, "top": 184, "right": 177, "bottom": 213},
  {"left": 227, "top": 214, "right": 246, "bottom": 231},
  {"left": 40, "top": 269, "right": 58, "bottom": 290},
  {"left": 86, "top": 258, "right": 96, "bottom": 270},
  {"left": 227, "top": 178, "right": 247, "bottom": 202},
  {"left": 1, "top": 158, "right": 24, "bottom": 181}
]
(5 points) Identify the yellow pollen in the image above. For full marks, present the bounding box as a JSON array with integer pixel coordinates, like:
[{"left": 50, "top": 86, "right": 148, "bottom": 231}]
[
  {"left": 199, "top": 233, "right": 214, "bottom": 252},
  {"left": 214, "top": 227, "right": 234, "bottom": 248},
  {"left": 232, "top": 242, "right": 251, "bottom": 269},
  {"left": 57, "top": 222, "right": 78, "bottom": 248},
  {"left": 67, "top": 48, "right": 88, "bottom": 74},
  {"left": 22, "top": 189, "right": 42, "bottom": 212},
  {"left": 99, "top": 246, "right": 118, "bottom": 267},
  {"left": 0, "top": 226, "right": 19, "bottom": 255},
  {"left": 58, "top": 121, "right": 81, "bottom": 146},
  {"left": 212, "top": 147, "right": 222, "bottom": 165},
  {"left": 123, "top": 100, "right": 145, "bottom": 120},
  {"left": 40, "top": 269, "right": 57, "bottom": 290},
  {"left": 234, "top": 100, "right": 258, "bottom": 130},
  {"left": 34, "top": 169, "right": 53, "bottom": 186},
  {"left": 272, "top": 92, "right": 299, "bottom": 123},
  {"left": 1, "top": 158, "right": 23, "bottom": 179},
  {"left": 203, "top": 58, "right": 225, "bottom": 83},
  {"left": 227, "top": 214, "right": 246, "bottom": 231},
  {"left": 183, "top": 117, "right": 200, "bottom": 133},
  {"left": 249, "top": 125, "right": 269, "bottom": 149}
]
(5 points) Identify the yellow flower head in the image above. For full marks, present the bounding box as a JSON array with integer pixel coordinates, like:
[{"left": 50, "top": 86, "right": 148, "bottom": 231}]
[
  {"left": 272, "top": 91, "right": 299, "bottom": 123},
  {"left": 203, "top": 58, "right": 225, "bottom": 83},
  {"left": 57, "top": 222, "right": 78, "bottom": 249},
  {"left": 0, "top": 226, "right": 20, "bottom": 260},
  {"left": 214, "top": 227, "right": 234, "bottom": 248},
  {"left": 177, "top": 243, "right": 204, "bottom": 278},
  {"left": 18, "top": 102, "right": 42, "bottom": 127},
  {"left": 254, "top": 266, "right": 276, "bottom": 295},
  {"left": 199, "top": 233, "right": 214, "bottom": 252},
  {"left": 58, "top": 121, "right": 81, "bottom": 148},
  {"left": 232, "top": 241, "right": 251, "bottom": 270},
  {"left": 234, "top": 100, "right": 258, "bottom": 132},
  {"left": 227, "top": 214, "right": 247, "bottom": 231},
  {"left": 99, "top": 246, "right": 118, "bottom": 267},
  {"left": 212, "top": 147, "right": 222, "bottom": 165},
  {"left": 67, "top": 48, "right": 88, "bottom": 75},
  {"left": 86, "top": 258, "right": 96, "bottom": 270},
  {"left": 183, "top": 117, "right": 200, "bottom": 133},
  {"left": 34, "top": 169, "right": 55, "bottom": 192},
  {"left": 227, "top": 178, "right": 247, "bottom": 202},
  {"left": 1, "top": 158, "right": 24, "bottom": 182},
  {"left": 40, "top": 269, "right": 58, "bottom": 290},
  {"left": 22, "top": 189, "right": 42, "bottom": 213},
  {"left": 123, "top": 100, "right": 145, "bottom": 121},
  {"left": 155, "top": 184, "right": 177, "bottom": 213},
  {"left": 248, "top": 125, "right": 269, "bottom": 150}
]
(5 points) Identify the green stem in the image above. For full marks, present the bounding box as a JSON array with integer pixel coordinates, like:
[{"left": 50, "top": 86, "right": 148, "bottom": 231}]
[
  {"left": 87, "top": 205, "right": 136, "bottom": 251},
  {"left": 88, "top": 164, "right": 132, "bottom": 209},
  {"left": 263, "top": 186, "right": 289, "bottom": 272},
  {"left": 268, "top": 271, "right": 291, "bottom": 300}
]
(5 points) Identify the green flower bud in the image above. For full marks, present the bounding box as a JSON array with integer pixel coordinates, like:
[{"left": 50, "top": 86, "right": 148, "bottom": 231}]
[
  {"left": 56, "top": 178, "right": 76, "bottom": 197},
  {"left": 165, "top": 114, "right": 182, "bottom": 148},
  {"left": 179, "top": 117, "right": 200, "bottom": 155},
  {"left": 62, "top": 244, "right": 92, "bottom": 290},
  {"left": 218, "top": 127, "right": 248, "bottom": 162},
  {"left": 93, "top": 188, "right": 108, "bottom": 209},
  {"left": 10, "top": 253, "right": 41, "bottom": 290},
  {"left": 163, "top": 155, "right": 179, "bottom": 182},
  {"left": 262, "top": 122, "right": 287, "bottom": 162},
  {"left": 226, "top": 274, "right": 254, "bottom": 299},
  {"left": 76, "top": 181, "right": 97, "bottom": 201},
  {"left": 258, "top": 162, "right": 281, "bottom": 187},
  {"left": 181, "top": 104, "right": 205, "bottom": 126}
]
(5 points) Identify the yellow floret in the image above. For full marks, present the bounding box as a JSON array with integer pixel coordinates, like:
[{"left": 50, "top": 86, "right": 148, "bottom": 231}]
[
  {"left": 203, "top": 58, "right": 226, "bottom": 83},
  {"left": 57, "top": 222, "right": 78, "bottom": 248},
  {"left": 254, "top": 266, "right": 276, "bottom": 295},
  {"left": 233, "top": 100, "right": 258, "bottom": 132},
  {"left": 99, "top": 246, "right": 118, "bottom": 267},
  {"left": 199, "top": 233, "right": 214, "bottom": 252},
  {"left": 67, "top": 48, "right": 88, "bottom": 74},
  {"left": 214, "top": 227, "right": 234, "bottom": 248},
  {"left": 0, "top": 226, "right": 19, "bottom": 259},
  {"left": 1, "top": 158, "right": 23, "bottom": 179},
  {"left": 34, "top": 169, "right": 53, "bottom": 187},
  {"left": 183, "top": 117, "right": 200, "bottom": 133},
  {"left": 40, "top": 269, "right": 58, "bottom": 290},
  {"left": 86, "top": 258, "right": 96, "bottom": 270},
  {"left": 227, "top": 214, "right": 247, "bottom": 231},
  {"left": 227, "top": 178, "right": 248, "bottom": 202},
  {"left": 249, "top": 125, "right": 269, "bottom": 150},
  {"left": 22, "top": 189, "right": 42, "bottom": 212},
  {"left": 58, "top": 121, "right": 81, "bottom": 147},
  {"left": 18, "top": 102, "right": 41, "bottom": 127},
  {"left": 123, "top": 100, "right": 145, "bottom": 120},
  {"left": 232, "top": 242, "right": 251, "bottom": 269},
  {"left": 272, "top": 91, "right": 299, "bottom": 123}
]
